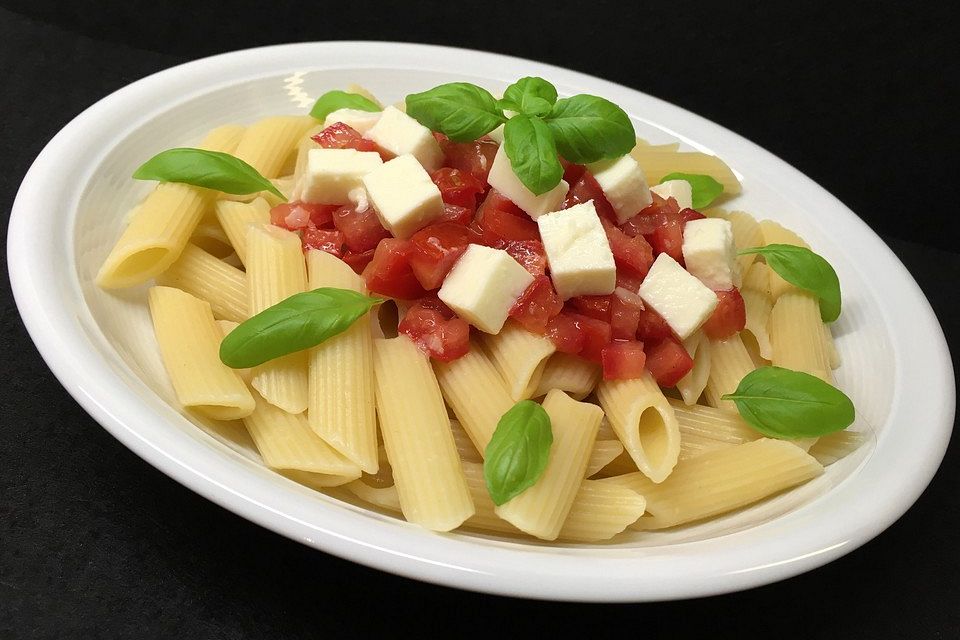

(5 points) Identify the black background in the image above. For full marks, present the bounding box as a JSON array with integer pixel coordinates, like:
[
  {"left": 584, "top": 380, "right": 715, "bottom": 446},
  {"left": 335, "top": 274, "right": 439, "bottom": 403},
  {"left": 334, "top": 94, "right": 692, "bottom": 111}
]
[{"left": 1, "top": 2, "right": 957, "bottom": 638}]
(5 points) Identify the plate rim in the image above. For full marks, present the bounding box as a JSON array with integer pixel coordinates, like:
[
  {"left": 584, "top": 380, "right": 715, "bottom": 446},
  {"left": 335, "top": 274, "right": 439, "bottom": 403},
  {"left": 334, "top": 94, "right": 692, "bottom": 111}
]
[{"left": 7, "top": 40, "right": 956, "bottom": 602}]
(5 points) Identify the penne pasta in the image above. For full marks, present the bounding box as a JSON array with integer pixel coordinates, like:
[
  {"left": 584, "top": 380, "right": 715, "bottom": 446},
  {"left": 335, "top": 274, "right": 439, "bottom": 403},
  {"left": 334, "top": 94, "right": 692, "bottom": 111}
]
[
  {"left": 345, "top": 84, "right": 385, "bottom": 107},
  {"left": 758, "top": 219, "right": 809, "bottom": 300},
  {"left": 629, "top": 146, "right": 741, "bottom": 196},
  {"left": 668, "top": 398, "right": 759, "bottom": 459},
  {"left": 741, "top": 287, "right": 773, "bottom": 361},
  {"left": 214, "top": 197, "right": 272, "bottom": 266},
  {"left": 533, "top": 353, "right": 602, "bottom": 400},
  {"left": 233, "top": 115, "right": 315, "bottom": 179},
  {"left": 586, "top": 440, "right": 626, "bottom": 478},
  {"left": 807, "top": 430, "right": 865, "bottom": 466},
  {"left": 725, "top": 211, "right": 764, "bottom": 277},
  {"left": 450, "top": 419, "right": 483, "bottom": 463},
  {"left": 156, "top": 243, "right": 248, "bottom": 323},
  {"left": 770, "top": 290, "right": 832, "bottom": 381},
  {"left": 282, "top": 468, "right": 361, "bottom": 489},
  {"left": 741, "top": 261, "right": 773, "bottom": 297},
  {"left": 189, "top": 217, "right": 234, "bottom": 258},
  {"left": 198, "top": 124, "right": 246, "bottom": 154},
  {"left": 482, "top": 321, "right": 556, "bottom": 400},
  {"left": 676, "top": 332, "right": 711, "bottom": 405},
  {"left": 703, "top": 334, "right": 756, "bottom": 412}
]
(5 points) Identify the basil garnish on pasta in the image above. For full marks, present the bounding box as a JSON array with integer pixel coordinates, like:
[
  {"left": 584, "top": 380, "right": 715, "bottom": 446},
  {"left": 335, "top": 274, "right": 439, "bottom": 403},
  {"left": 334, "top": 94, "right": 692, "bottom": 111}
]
[
  {"left": 133, "top": 148, "right": 285, "bottom": 200},
  {"left": 309, "top": 90, "right": 382, "bottom": 121},
  {"left": 739, "top": 244, "right": 842, "bottom": 322},
  {"left": 483, "top": 401, "right": 554, "bottom": 506}
]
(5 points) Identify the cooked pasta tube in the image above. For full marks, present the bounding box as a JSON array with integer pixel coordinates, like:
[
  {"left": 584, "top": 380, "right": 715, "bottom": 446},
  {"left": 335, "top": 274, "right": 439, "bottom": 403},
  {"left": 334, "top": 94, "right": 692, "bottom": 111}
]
[
  {"left": 807, "top": 430, "right": 865, "bottom": 466},
  {"left": 148, "top": 286, "right": 253, "bottom": 420},
  {"left": 741, "top": 288, "right": 773, "bottom": 361},
  {"left": 703, "top": 334, "right": 756, "bottom": 412},
  {"left": 189, "top": 218, "right": 234, "bottom": 258},
  {"left": 822, "top": 321, "right": 841, "bottom": 369},
  {"left": 758, "top": 220, "right": 809, "bottom": 300},
  {"left": 482, "top": 321, "right": 555, "bottom": 400},
  {"left": 495, "top": 390, "right": 603, "bottom": 540},
  {"left": 450, "top": 419, "right": 482, "bottom": 463},
  {"left": 586, "top": 440, "right": 626, "bottom": 478},
  {"left": 676, "top": 332, "right": 711, "bottom": 405},
  {"left": 741, "top": 261, "right": 773, "bottom": 298},
  {"left": 282, "top": 468, "right": 361, "bottom": 489},
  {"left": 345, "top": 83, "right": 385, "bottom": 107},
  {"left": 156, "top": 243, "right": 247, "bottom": 323},
  {"left": 246, "top": 224, "right": 309, "bottom": 413},
  {"left": 372, "top": 336, "right": 474, "bottom": 531},
  {"left": 597, "top": 372, "right": 681, "bottom": 483},
  {"left": 724, "top": 211, "right": 764, "bottom": 277},
  {"left": 667, "top": 398, "right": 759, "bottom": 459},
  {"left": 770, "top": 290, "right": 832, "bottom": 381},
  {"left": 198, "top": 124, "right": 246, "bottom": 154},
  {"left": 629, "top": 147, "right": 741, "bottom": 195},
  {"left": 532, "top": 353, "right": 601, "bottom": 400},
  {"left": 233, "top": 115, "right": 315, "bottom": 179},
  {"left": 214, "top": 198, "right": 271, "bottom": 266},
  {"left": 306, "top": 250, "right": 378, "bottom": 473}
]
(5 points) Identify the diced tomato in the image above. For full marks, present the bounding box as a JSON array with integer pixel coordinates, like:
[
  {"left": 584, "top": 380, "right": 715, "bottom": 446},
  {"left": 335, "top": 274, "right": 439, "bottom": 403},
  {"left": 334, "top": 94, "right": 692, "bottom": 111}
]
[
  {"left": 494, "top": 240, "right": 547, "bottom": 276},
  {"left": 679, "top": 208, "right": 707, "bottom": 225},
  {"left": 440, "top": 137, "right": 499, "bottom": 185},
  {"left": 332, "top": 205, "right": 391, "bottom": 253},
  {"left": 560, "top": 158, "right": 586, "bottom": 184},
  {"left": 563, "top": 172, "right": 616, "bottom": 222},
  {"left": 648, "top": 217, "right": 684, "bottom": 263},
  {"left": 636, "top": 305, "right": 674, "bottom": 341},
  {"left": 702, "top": 288, "right": 747, "bottom": 339},
  {"left": 480, "top": 208, "right": 539, "bottom": 244},
  {"left": 301, "top": 228, "right": 345, "bottom": 256},
  {"left": 567, "top": 312, "right": 613, "bottom": 363},
  {"left": 477, "top": 188, "right": 526, "bottom": 218},
  {"left": 510, "top": 276, "right": 562, "bottom": 333},
  {"left": 431, "top": 167, "right": 484, "bottom": 209},
  {"left": 616, "top": 271, "right": 645, "bottom": 292},
  {"left": 312, "top": 122, "right": 380, "bottom": 154},
  {"left": 398, "top": 299, "right": 470, "bottom": 362},
  {"left": 622, "top": 192, "right": 679, "bottom": 237},
  {"left": 362, "top": 239, "right": 428, "bottom": 300},
  {"left": 570, "top": 296, "right": 612, "bottom": 322},
  {"left": 601, "top": 217, "right": 654, "bottom": 278},
  {"left": 270, "top": 201, "right": 337, "bottom": 231},
  {"left": 408, "top": 223, "right": 474, "bottom": 290},
  {"left": 342, "top": 249, "right": 376, "bottom": 274},
  {"left": 545, "top": 312, "right": 585, "bottom": 354},
  {"left": 437, "top": 203, "right": 473, "bottom": 226},
  {"left": 610, "top": 288, "right": 643, "bottom": 340},
  {"left": 645, "top": 337, "right": 694, "bottom": 387},
  {"left": 601, "top": 340, "right": 647, "bottom": 380},
  {"left": 623, "top": 195, "right": 706, "bottom": 264}
]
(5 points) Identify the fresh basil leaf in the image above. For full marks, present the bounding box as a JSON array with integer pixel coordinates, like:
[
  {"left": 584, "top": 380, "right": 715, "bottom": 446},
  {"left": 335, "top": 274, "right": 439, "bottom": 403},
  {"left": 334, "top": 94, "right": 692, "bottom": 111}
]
[
  {"left": 722, "top": 366, "right": 855, "bottom": 438},
  {"left": 739, "top": 244, "right": 841, "bottom": 322},
  {"left": 503, "top": 115, "right": 564, "bottom": 196},
  {"left": 219, "top": 288, "right": 381, "bottom": 368},
  {"left": 133, "top": 148, "right": 285, "bottom": 200},
  {"left": 660, "top": 172, "right": 724, "bottom": 209},
  {"left": 309, "top": 90, "right": 381, "bottom": 121},
  {"left": 405, "top": 82, "right": 505, "bottom": 142},
  {"left": 502, "top": 77, "right": 558, "bottom": 117},
  {"left": 544, "top": 94, "right": 635, "bottom": 163},
  {"left": 484, "top": 400, "right": 554, "bottom": 506}
]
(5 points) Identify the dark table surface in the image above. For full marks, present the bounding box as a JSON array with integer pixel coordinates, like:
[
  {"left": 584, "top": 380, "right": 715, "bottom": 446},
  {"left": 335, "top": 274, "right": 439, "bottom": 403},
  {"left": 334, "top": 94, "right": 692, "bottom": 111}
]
[{"left": 2, "top": 2, "right": 957, "bottom": 638}]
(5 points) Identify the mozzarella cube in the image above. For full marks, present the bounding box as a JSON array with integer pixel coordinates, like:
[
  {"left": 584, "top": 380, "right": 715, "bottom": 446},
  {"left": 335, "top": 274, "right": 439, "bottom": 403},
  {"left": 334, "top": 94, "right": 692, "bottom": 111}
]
[
  {"left": 537, "top": 201, "right": 616, "bottom": 300},
  {"left": 486, "top": 123, "right": 505, "bottom": 143},
  {"left": 362, "top": 154, "right": 444, "bottom": 238},
  {"left": 487, "top": 145, "right": 569, "bottom": 220},
  {"left": 586, "top": 155, "right": 653, "bottom": 224},
  {"left": 682, "top": 218, "right": 740, "bottom": 289},
  {"left": 295, "top": 148, "right": 383, "bottom": 205},
  {"left": 322, "top": 108, "right": 382, "bottom": 135},
  {"left": 364, "top": 106, "right": 443, "bottom": 171},
  {"left": 638, "top": 253, "right": 718, "bottom": 339},
  {"left": 650, "top": 179, "right": 693, "bottom": 210},
  {"left": 438, "top": 244, "right": 534, "bottom": 334}
]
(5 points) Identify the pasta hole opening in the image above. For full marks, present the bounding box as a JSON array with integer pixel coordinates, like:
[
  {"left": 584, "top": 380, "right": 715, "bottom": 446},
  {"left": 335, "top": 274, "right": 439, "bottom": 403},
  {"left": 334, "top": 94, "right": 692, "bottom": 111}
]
[
  {"left": 99, "top": 248, "right": 172, "bottom": 286},
  {"left": 637, "top": 406, "right": 672, "bottom": 469},
  {"left": 377, "top": 300, "right": 399, "bottom": 338}
]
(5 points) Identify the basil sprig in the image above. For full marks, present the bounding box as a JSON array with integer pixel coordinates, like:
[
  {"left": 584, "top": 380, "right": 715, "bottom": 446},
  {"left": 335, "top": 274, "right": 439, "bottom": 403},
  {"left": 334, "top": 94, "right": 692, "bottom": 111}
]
[
  {"left": 220, "top": 288, "right": 381, "bottom": 368},
  {"left": 309, "top": 90, "right": 381, "bottom": 121},
  {"left": 739, "top": 244, "right": 841, "bottom": 322},
  {"left": 660, "top": 172, "right": 724, "bottom": 209},
  {"left": 484, "top": 400, "right": 553, "bottom": 506},
  {"left": 405, "top": 77, "right": 635, "bottom": 195},
  {"left": 133, "top": 148, "right": 285, "bottom": 200},
  {"left": 723, "top": 366, "right": 855, "bottom": 438}
]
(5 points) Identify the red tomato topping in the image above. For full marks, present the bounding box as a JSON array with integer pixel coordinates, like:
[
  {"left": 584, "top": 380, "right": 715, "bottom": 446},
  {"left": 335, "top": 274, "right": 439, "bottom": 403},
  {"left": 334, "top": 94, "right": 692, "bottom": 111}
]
[
  {"left": 622, "top": 192, "right": 679, "bottom": 237},
  {"left": 477, "top": 189, "right": 527, "bottom": 219},
  {"left": 636, "top": 305, "right": 674, "bottom": 341},
  {"left": 563, "top": 172, "right": 616, "bottom": 222},
  {"left": 362, "top": 239, "right": 428, "bottom": 300},
  {"left": 568, "top": 312, "right": 613, "bottom": 363},
  {"left": 702, "top": 288, "right": 747, "bottom": 339},
  {"left": 440, "top": 136, "right": 499, "bottom": 185},
  {"left": 610, "top": 289, "right": 643, "bottom": 340},
  {"left": 342, "top": 249, "right": 375, "bottom": 274},
  {"left": 332, "top": 205, "right": 391, "bottom": 253},
  {"left": 679, "top": 208, "right": 707, "bottom": 225},
  {"left": 494, "top": 240, "right": 547, "bottom": 276},
  {"left": 601, "top": 340, "right": 647, "bottom": 380},
  {"left": 398, "top": 299, "right": 470, "bottom": 362},
  {"left": 437, "top": 203, "right": 473, "bottom": 226},
  {"left": 510, "top": 276, "right": 563, "bottom": 333},
  {"left": 431, "top": 167, "right": 484, "bottom": 210},
  {"left": 312, "top": 122, "right": 380, "bottom": 154},
  {"left": 270, "top": 202, "right": 338, "bottom": 231},
  {"left": 648, "top": 217, "right": 685, "bottom": 263},
  {"left": 480, "top": 208, "right": 540, "bottom": 244},
  {"left": 644, "top": 337, "right": 694, "bottom": 387},
  {"left": 615, "top": 271, "right": 645, "bottom": 293},
  {"left": 301, "top": 228, "right": 345, "bottom": 256},
  {"left": 560, "top": 158, "right": 586, "bottom": 184},
  {"left": 623, "top": 194, "right": 707, "bottom": 264},
  {"left": 545, "top": 312, "right": 586, "bottom": 354},
  {"left": 601, "top": 217, "right": 654, "bottom": 278},
  {"left": 570, "top": 296, "right": 612, "bottom": 322},
  {"left": 408, "top": 223, "right": 475, "bottom": 290}
]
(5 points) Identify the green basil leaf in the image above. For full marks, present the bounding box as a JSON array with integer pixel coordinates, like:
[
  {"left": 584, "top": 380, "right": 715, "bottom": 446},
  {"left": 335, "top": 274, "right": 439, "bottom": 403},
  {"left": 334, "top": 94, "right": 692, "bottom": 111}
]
[
  {"left": 309, "top": 90, "right": 381, "bottom": 121},
  {"left": 503, "top": 115, "right": 564, "bottom": 196},
  {"left": 405, "top": 82, "right": 505, "bottom": 142},
  {"left": 502, "top": 77, "right": 558, "bottom": 117},
  {"left": 484, "top": 400, "right": 554, "bottom": 506},
  {"left": 722, "top": 366, "right": 855, "bottom": 438},
  {"left": 219, "top": 288, "right": 381, "bottom": 368},
  {"left": 133, "top": 148, "right": 285, "bottom": 200},
  {"left": 660, "top": 172, "right": 724, "bottom": 209},
  {"left": 739, "top": 244, "right": 842, "bottom": 322},
  {"left": 544, "top": 94, "right": 635, "bottom": 163}
]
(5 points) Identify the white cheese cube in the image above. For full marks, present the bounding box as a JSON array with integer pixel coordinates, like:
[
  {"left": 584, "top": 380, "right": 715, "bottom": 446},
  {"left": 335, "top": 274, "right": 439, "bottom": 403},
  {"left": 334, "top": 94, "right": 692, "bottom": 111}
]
[
  {"left": 363, "top": 105, "right": 443, "bottom": 171},
  {"left": 486, "top": 123, "right": 505, "bottom": 143},
  {"left": 295, "top": 148, "right": 383, "bottom": 205},
  {"left": 650, "top": 179, "right": 693, "bottom": 210},
  {"left": 682, "top": 218, "right": 740, "bottom": 289},
  {"left": 486, "top": 145, "right": 568, "bottom": 220},
  {"left": 637, "top": 253, "right": 719, "bottom": 339},
  {"left": 322, "top": 108, "right": 382, "bottom": 135},
  {"left": 362, "top": 154, "right": 444, "bottom": 238},
  {"left": 586, "top": 155, "right": 653, "bottom": 224},
  {"left": 438, "top": 244, "right": 534, "bottom": 334},
  {"left": 537, "top": 201, "right": 616, "bottom": 300}
]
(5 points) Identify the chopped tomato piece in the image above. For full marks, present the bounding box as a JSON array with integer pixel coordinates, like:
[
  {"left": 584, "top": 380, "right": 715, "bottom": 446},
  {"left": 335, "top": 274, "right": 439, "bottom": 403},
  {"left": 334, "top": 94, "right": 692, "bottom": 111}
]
[
  {"left": 601, "top": 217, "right": 654, "bottom": 278},
  {"left": 679, "top": 208, "right": 707, "bottom": 225},
  {"left": 494, "top": 240, "right": 547, "bottom": 276},
  {"left": 645, "top": 337, "right": 694, "bottom": 387},
  {"left": 480, "top": 208, "right": 540, "bottom": 243},
  {"left": 636, "top": 305, "right": 674, "bottom": 341},
  {"left": 567, "top": 312, "right": 613, "bottom": 363},
  {"left": 332, "top": 205, "right": 391, "bottom": 253},
  {"left": 437, "top": 203, "right": 473, "bottom": 226},
  {"left": 301, "top": 228, "right": 345, "bottom": 256},
  {"left": 563, "top": 172, "right": 616, "bottom": 222},
  {"left": 610, "top": 289, "right": 643, "bottom": 340},
  {"left": 312, "top": 122, "right": 380, "bottom": 154},
  {"left": 408, "top": 223, "right": 474, "bottom": 290},
  {"left": 702, "top": 288, "right": 747, "bottom": 339},
  {"left": 545, "top": 312, "right": 586, "bottom": 354},
  {"left": 570, "top": 295, "right": 612, "bottom": 322},
  {"left": 615, "top": 271, "right": 645, "bottom": 293},
  {"left": 440, "top": 137, "right": 499, "bottom": 185},
  {"left": 560, "top": 158, "right": 586, "bottom": 184},
  {"left": 362, "top": 239, "right": 428, "bottom": 300},
  {"left": 398, "top": 299, "right": 470, "bottom": 362},
  {"left": 270, "top": 201, "right": 338, "bottom": 231},
  {"left": 648, "top": 217, "right": 684, "bottom": 263},
  {"left": 601, "top": 340, "right": 647, "bottom": 380},
  {"left": 477, "top": 189, "right": 526, "bottom": 219},
  {"left": 510, "top": 276, "right": 562, "bottom": 333},
  {"left": 623, "top": 195, "right": 706, "bottom": 264},
  {"left": 342, "top": 249, "right": 375, "bottom": 274},
  {"left": 622, "top": 192, "right": 679, "bottom": 236},
  {"left": 431, "top": 167, "right": 484, "bottom": 209}
]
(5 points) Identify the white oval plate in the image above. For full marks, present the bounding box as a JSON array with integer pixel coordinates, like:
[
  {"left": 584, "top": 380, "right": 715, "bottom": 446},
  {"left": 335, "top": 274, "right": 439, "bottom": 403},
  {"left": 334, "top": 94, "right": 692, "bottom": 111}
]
[{"left": 8, "top": 42, "right": 955, "bottom": 602}]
